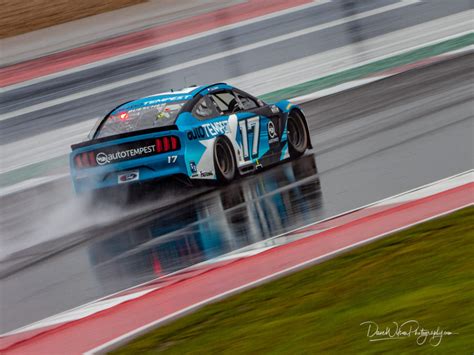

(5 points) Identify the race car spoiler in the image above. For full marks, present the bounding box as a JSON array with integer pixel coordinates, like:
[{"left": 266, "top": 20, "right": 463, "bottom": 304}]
[{"left": 71, "top": 125, "right": 179, "bottom": 150}]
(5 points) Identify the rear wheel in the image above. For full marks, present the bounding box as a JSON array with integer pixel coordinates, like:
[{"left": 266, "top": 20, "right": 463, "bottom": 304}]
[
  {"left": 214, "top": 137, "right": 236, "bottom": 183},
  {"left": 287, "top": 112, "right": 309, "bottom": 158}
]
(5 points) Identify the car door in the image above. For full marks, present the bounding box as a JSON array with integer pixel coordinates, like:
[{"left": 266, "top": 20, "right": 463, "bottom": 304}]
[
  {"left": 207, "top": 90, "right": 263, "bottom": 167},
  {"left": 203, "top": 89, "right": 283, "bottom": 170},
  {"left": 231, "top": 89, "right": 285, "bottom": 166}
]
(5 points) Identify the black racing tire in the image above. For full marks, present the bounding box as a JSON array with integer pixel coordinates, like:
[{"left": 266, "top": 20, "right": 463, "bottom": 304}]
[
  {"left": 287, "top": 111, "right": 309, "bottom": 159},
  {"left": 214, "top": 137, "right": 236, "bottom": 184}
]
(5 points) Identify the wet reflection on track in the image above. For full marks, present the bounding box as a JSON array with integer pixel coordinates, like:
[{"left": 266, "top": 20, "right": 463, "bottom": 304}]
[
  {"left": 1, "top": 154, "right": 324, "bottom": 333},
  {"left": 89, "top": 154, "right": 322, "bottom": 291}
]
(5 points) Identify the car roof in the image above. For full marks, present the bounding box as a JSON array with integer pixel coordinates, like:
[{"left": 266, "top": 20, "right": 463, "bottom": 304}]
[
  {"left": 101, "top": 82, "right": 236, "bottom": 121},
  {"left": 143, "top": 85, "right": 204, "bottom": 99},
  {"left": 126, "top": 83, "right": 234, "bottom": 107}
]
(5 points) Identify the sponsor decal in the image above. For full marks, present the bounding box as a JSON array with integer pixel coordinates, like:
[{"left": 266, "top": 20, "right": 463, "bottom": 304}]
[
  {"left": 96, "top": 152, "right": 108, "bottom": 165},
  {"left": 199, "top": 170, "right": 213, "bottom": 177},
  {"left": 142, "top": 95, "right": 192, "bottom": 106},
  {"left": 96, "top": 145, "right": 156, "bottom": 165},
  {"left": 118, "top": 170, "right": 139, "bottom": 184},
  {"left": 187, "top": 126, "right": 206, "bottom": 140},
  {"left": 267, "top": 121, "right": 279, "bottom": 144},
  {"left": 187, "top": 121, "right": 229, "bottom": 140},
  {"left": 207, "top": 86, "right": 221, "bottom": 92},
  {"left": 189, "top": 161, "right": 197, "bottom": 174},
  {"left": 167, "top": 155, "right": 178, "bottom": 163}
]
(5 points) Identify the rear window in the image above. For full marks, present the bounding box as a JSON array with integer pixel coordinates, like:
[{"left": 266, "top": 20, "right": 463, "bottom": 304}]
[{"left": 95, "top": 101, "right": 186, "bottom": 138}]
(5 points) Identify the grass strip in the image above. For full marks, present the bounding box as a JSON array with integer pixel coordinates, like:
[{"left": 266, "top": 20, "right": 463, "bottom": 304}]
[
  {"left": 0, "top": 155, "right": 68, "bottom": 188},
  {"left": 112, "top": 206, "right": 474, "bottom": 354},
  {"left": 261, "top": 33, "right": 474, "bottom": 102}
]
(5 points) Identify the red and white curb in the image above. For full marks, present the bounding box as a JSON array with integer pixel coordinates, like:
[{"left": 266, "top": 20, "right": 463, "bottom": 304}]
[{"left": 1, "top": 170, "right": 472, "bottom": 354}]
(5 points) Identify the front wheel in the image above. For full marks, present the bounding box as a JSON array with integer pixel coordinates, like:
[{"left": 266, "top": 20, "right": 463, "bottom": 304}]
[
  {"left": 214, "top": 137, "right": 236, "bottom": 184},
  {"left": 287, "top": 112, "right": 309, "bottom": 159}
]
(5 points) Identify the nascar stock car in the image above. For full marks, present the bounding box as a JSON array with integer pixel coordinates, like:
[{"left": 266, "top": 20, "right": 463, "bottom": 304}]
[{"left": 70, "top": 83, "right": 311, "bottom": 194}]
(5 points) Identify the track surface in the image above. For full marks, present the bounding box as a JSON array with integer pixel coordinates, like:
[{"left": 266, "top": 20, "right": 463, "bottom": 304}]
[
  {"left": 1, "top": 0, "right": 471, "bottom": 144},
  {"left": 1, "top": 55, "right": 472, "bottom": 333}
]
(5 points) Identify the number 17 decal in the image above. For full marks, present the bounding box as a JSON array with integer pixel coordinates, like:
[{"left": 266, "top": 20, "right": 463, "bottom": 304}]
[{"left": 238, "top": 116, "right": 260, "bottom": 160}]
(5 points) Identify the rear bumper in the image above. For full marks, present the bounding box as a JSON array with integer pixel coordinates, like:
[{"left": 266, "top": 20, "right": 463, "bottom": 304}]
[
  {"left": 70, "top": 129, "right": 191, "bottom": 194},
  {"left": 71, "top": 152, "right": 188, "bottom": 194}
]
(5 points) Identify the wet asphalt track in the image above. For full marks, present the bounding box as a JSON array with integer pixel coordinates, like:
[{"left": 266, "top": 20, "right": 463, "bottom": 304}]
[{"left": 1, "top": 55, "right": 472, "bottom": 333}]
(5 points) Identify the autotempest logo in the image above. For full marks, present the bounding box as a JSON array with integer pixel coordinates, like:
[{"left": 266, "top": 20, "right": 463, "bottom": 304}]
[
  {"left": 95, "top": 145, "right": 156, "bottom": 165},
  {"left": 187, "top": 121, "right": 229, "bottom": 140}
]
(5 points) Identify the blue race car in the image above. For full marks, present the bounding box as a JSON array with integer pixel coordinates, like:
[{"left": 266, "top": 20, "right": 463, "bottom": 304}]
[{"left": 70, "top": 83, "right": 311, "bottom": 194}]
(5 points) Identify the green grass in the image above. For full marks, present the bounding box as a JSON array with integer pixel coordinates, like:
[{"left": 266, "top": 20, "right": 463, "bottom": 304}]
[
  {"left": 261, "top": 32, "right": 474, "bottom": 102},
  {"left": 0, "top": 154, "right": 69, "bottom": 188},
  {"left": 112, "top": 207, "right": 474, "bottom": 354}
]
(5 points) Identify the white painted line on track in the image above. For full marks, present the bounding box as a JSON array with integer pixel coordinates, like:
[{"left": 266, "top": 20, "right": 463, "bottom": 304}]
[
  {"left": 0, "top": 117, "right": 98, "bottom": 174},
  {"left": 0, "top": 288, "right": 159, "bottom": 337},
  {"left": 1, "top": 0, "right": 333, "bottom": 92},
  {"left": 0, "top": 0, "right": 420, "bottom": 122},
  {"left": 85, "top": 202, "right": 472, "bottom": 354},
  {"left": 199, "top": 246, "right": 276, "bottom": 264},
  {"left": 0, "top": 174, "right": 69, "bottom": 196},
  {"left": 374, "top": 171, "right": 474, "bottom": 206}
]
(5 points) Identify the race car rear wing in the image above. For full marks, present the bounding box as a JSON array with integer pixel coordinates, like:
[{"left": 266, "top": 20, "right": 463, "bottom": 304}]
[{"left": 71, "top": 125, "right": 179, "bottom": 150}]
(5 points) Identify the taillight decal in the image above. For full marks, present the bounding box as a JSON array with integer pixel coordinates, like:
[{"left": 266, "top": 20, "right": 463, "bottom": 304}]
[
  {"left": 74, "top": 136, "right": 180, "bottom": 169},
  {"left": 156, "top": 138, "right": 163, "bottom": 153},
  {"left": 88, "top": 152, "right": 96, "bottom": 166},
  {"left": 170, "top": 136, "right": 178, "bottom": 150},
  {"left": 82, "top": 152, "right": 90, "bottom": 166},
  {"left": 163, "top": 137, "right": 170, "bottom": 152},
  {"left": 75, "top": 155, "right": 83, "bottom": 169}
]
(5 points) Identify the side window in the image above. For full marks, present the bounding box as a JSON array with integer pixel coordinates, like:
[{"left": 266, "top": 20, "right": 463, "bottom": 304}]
[
  {"left": 235, "top": 92, "right": 259, "bottom": 111},
  {"left": 210, "top": 91, "right": 239, "bottom": 114},
  {"left": 192, "top": 95, "right": 221, "bottom": 120}
]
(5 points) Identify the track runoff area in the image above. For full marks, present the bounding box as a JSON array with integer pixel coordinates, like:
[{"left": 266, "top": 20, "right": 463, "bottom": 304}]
[{"left": 1, "top": 170, "right": 472, "bottom": 354}]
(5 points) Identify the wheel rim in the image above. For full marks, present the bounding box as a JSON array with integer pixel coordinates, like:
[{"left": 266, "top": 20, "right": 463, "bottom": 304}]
[{"left": 288, "top": 115, "right": 305, "bottom": 151}]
